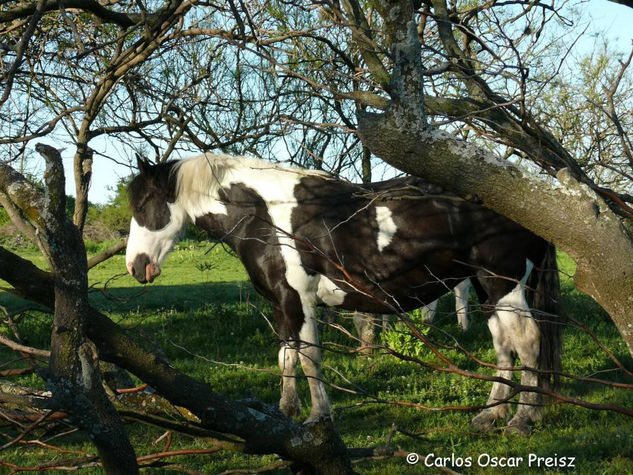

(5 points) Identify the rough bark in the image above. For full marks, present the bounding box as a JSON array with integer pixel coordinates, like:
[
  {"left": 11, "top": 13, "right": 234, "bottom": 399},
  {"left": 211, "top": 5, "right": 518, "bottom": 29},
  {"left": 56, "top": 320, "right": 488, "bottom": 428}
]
[{"left": 72, "top": 146, "right": 93, "bottom": 232}]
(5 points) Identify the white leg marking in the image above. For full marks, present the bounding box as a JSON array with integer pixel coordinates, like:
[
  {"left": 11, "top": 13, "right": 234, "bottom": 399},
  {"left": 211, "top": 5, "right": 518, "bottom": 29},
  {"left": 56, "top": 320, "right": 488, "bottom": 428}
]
[
  {"left": 455, "top": 278, "right": 471, "bottom": 330},
  {"left": 375, "top": 206, "right": 397, "bottom": 252},
  {"left": 488, "top": 314, "right": 514, "bottom": 413},
  {"left": 422, "top": 300, "right": 438, "bottom": 322},
  {"left": 298, "top": 308, "right": 331, "bottom": 422},
  {"left": 496, "top": 284, "right": 542, "bottom": 430},
  {"left": 472, "top": 312, "right": 514, "bottom": 431},
  {"left": 278, "top": 343, "right": 300, "bottom": 417},
  {"left": 353, "top": 312, "right": 376, "bottom": 350}
]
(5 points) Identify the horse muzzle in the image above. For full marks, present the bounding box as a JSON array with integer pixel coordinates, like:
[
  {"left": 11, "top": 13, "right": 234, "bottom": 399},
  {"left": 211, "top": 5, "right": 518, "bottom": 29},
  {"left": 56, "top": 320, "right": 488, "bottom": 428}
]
[{"left": 127, "top": 253, "right": 161, "bottom": 284}]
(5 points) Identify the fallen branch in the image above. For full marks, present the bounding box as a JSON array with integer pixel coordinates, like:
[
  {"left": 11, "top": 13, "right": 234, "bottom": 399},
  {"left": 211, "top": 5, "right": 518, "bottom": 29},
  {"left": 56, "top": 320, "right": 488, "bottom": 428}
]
[
  {"left": 0, "top": 335, "right": 50, "bottom": 358},
  {"left": 136, "top": 447, "right": 224, "bottom": 464},
  {"left": 115, "top": 383, "right": 148, "bottom": 394},
  {"left": 87, "top": 238, "right": 128, "bottom": 269},
  {"left": 0, "top": 456, "right": 100, "bottom": 473},
  {"left": 218, "top": 461, "right": 293, "bottom": 474},
  {"left": 0, "top": 368, "right": 37, "bottom": 377}
]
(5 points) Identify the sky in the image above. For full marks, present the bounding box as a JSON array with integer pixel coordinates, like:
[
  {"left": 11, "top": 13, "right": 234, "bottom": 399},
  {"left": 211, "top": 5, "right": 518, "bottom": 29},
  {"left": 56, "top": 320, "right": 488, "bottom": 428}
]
[{"left": 31, "top": 0, "right": 633, "bottom": 205}]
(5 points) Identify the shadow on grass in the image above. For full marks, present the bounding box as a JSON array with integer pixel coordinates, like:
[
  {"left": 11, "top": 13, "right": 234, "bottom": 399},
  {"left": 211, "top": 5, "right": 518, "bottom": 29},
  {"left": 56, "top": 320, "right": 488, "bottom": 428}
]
[
  {"left": 3, "top": 278, "right": 631, "bottom": 408},
  {"left": 87, "top": 280, "right": 258, "bottom": 313}
]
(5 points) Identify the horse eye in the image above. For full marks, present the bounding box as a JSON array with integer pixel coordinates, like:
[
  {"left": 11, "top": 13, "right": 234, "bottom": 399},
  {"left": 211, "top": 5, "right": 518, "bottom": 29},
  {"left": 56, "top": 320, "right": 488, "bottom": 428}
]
[{"left": 136, "top": 196, "right": 149, "bottom": 213}]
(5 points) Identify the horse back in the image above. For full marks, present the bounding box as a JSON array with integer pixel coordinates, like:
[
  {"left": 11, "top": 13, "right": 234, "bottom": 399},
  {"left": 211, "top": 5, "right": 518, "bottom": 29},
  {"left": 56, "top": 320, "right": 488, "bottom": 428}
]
[{"left": 290, "top": 175, "right": 543, "bottom": 312}]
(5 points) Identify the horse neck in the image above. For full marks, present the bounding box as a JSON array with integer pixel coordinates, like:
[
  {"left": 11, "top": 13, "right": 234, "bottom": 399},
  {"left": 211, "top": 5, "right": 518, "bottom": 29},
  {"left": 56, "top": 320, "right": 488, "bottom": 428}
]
[
  {"left": 174, "top": 155, "right": 229, "bottom": 219},
  {"left": 174, "top": 153, "right": 322, "bottom": 230}
]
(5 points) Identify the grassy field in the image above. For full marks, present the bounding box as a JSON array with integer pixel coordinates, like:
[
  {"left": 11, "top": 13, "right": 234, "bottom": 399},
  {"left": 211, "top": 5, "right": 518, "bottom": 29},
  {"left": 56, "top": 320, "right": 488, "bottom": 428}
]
[{"left": 2, "top": 241, "right": 633, "bottom": 474}]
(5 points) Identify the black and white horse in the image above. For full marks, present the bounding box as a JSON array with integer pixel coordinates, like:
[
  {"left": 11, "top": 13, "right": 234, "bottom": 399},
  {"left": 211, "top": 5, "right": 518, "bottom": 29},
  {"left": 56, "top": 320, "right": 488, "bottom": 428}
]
[{"left": 125, "top": 153, "right": 561, "bottom": 433}]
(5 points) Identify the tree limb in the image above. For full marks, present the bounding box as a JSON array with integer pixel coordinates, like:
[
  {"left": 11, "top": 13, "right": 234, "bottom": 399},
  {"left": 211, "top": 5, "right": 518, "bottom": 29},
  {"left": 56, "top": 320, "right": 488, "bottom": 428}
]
[
  {"left": 0, "top": 334, "right": 50, "bottom": 358},
  {"left": 607, "top": 0, "right": 633, "bottom": 8},
  {"left": 87, "top": 238, "right": 128, "bottom": 269},
  {"left": 0, "top": 0, "right": 143, "bottom": 27}
]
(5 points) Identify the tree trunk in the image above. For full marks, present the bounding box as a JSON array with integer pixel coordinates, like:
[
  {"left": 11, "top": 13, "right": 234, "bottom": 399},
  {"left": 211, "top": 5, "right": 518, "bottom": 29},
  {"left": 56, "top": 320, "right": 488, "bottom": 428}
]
[
  {"left": 72, "top": 145, "right": 93, "bottom": 232},
  {"left": 34, "top": 144, "right": 139, "bottom": 473}
]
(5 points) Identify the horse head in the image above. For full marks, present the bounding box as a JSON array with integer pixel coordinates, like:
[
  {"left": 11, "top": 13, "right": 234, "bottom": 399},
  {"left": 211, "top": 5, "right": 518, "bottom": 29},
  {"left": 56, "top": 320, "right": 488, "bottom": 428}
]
[{"left": 125, "top": 155, "right": 188, "bottom": 283}]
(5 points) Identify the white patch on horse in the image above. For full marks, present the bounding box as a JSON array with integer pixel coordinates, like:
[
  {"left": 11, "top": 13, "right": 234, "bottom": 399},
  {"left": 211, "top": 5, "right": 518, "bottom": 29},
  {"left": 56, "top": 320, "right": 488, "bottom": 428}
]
[
  {"left": 375, "top": 206, "right": 397, "bottom": 252},
  {"left": 495, "top": 259, "right": 534, "bottom": 313},
  {"left": 316, "top": 275, "right": 347, "bottom": 306},
  {"left": 455, "top": 278, "right": 471, "bottom": 330},
  {"left": 125, "top": 202, "right": 189, "bottom": 269}
]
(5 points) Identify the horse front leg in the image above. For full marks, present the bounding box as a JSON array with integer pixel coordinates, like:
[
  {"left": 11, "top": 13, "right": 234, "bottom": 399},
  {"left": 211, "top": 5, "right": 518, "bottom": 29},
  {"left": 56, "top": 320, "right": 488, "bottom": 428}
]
[
  {"left": 275, "top": 305, "right": 302, "bottom": 418},
  {"left": 278, "top": 340, "right": 301, "bottom": 417},
  {"left": 297, "top": 307, "right": 332, "bottom": 422}
]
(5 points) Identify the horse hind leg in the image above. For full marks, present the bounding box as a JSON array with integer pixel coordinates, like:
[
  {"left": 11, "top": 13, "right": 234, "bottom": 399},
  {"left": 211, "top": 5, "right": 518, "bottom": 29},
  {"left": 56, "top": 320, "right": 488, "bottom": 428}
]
[
  {"left": 471, "top": 313, "right": 514, "bottom": 431},
  {"left": 455, "top": 279, "right": 471, "bottom": 330},
  {"left": 475, "top": 277, "right": 543, "bottom": 435},
  {"left": 353, "top": 312, "right": 376, "bottom": 354},
  {"left": 422, "top": 299, "right": 438, "bottom": 322},
  {"left": 501, "top": 300, "right": 543, "bottom": 434}
]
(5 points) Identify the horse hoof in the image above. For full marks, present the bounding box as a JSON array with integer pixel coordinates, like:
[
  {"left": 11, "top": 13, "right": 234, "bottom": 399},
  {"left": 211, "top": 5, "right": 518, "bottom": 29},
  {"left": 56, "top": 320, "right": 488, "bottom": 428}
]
[
  {"left": 506, "top": 417, "right": 531, "bottom": 435},
  {"left": 303, "top": 413, "right": 333, "bottom": 425},
  {"left": 279, "top": 397, "right": 301, "bottom": 418},
  {"left": 471, "top": 411, "right": 498, "bottom": 431}
]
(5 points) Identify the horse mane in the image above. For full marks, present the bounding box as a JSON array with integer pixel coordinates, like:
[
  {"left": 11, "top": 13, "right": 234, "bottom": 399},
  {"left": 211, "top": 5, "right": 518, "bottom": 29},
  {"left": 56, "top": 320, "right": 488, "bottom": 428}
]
[
  {"left": 172, "top": 153, "right": 330, "bottom": 209},
  {"left": 172, "top": 153, "right": 230, "bottom": 208}
]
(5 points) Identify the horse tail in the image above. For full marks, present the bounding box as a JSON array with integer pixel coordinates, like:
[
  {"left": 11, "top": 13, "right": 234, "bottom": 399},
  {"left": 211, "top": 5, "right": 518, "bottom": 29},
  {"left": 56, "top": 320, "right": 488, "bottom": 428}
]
[{"left": 528, "top": 241, "right": 562, "bottom": 392}]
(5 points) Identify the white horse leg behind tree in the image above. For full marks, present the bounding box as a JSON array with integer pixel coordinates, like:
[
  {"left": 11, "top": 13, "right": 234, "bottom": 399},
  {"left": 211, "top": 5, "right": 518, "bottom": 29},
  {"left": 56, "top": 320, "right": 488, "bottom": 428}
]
[
  {"left": 423, "top": 278, "right": 471, "bottom": 330},
  {"left": 355, "top": 277, "right": 472, "bottom": 351}
]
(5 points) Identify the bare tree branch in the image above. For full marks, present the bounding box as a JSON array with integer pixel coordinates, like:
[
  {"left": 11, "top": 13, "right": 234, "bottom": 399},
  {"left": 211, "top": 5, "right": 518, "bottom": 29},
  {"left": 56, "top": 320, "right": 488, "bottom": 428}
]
[{"left": 0, "top": 0, "right": 143, "bottom": 27}]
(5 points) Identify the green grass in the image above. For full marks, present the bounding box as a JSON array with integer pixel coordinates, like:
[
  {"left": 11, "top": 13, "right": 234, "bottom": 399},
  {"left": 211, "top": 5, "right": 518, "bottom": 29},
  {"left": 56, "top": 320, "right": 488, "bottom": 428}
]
[{"left": 1, "top": 245, "right": 633, "bottom": 473}]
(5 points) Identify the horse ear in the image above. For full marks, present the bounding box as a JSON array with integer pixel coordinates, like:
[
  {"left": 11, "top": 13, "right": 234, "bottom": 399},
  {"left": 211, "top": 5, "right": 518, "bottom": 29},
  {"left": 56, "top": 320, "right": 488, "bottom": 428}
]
[{"left": 136, "top": 153, "right": 150, "bottom": 175}]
